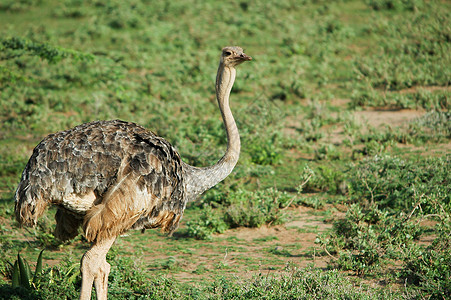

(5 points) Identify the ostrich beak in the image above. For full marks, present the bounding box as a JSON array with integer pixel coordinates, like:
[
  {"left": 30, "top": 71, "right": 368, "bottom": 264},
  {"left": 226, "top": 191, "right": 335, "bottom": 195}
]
[{"left": 240, "top": 53, "right": 252, "bottom": 61}]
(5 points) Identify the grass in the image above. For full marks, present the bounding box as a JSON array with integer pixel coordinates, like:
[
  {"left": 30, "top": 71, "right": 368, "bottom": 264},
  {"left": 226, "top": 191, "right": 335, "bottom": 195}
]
[{"left": 0, "top": 0, "right": 450, "bottom": 298}]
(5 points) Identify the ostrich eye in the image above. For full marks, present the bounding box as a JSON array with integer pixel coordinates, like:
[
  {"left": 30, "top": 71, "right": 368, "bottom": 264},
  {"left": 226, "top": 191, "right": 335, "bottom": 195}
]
[{"left": 224, "top": 51, "right": 232, "bottom": 57}]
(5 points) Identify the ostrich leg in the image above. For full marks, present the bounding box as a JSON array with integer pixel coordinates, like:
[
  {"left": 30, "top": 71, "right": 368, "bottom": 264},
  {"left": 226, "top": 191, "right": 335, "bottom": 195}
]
[{"left": 80, "top": 237, "right": 116, "bottom": 300}]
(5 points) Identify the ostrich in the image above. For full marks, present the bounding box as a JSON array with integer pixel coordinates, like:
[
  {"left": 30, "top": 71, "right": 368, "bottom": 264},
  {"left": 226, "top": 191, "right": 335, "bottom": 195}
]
[{"left": 14, "top": 46, "right": 251, "bottom": 299}]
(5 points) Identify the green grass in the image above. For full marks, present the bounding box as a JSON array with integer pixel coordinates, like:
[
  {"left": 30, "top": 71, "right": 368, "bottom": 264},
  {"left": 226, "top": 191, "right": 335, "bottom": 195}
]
[{"left": 1, "top": 0, "right": 450, "bottom": 298}]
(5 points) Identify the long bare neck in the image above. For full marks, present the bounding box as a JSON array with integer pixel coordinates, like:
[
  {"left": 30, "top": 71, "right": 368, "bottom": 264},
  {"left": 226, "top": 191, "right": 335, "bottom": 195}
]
[
  {"left": 216, "top": 64, "right": 240, "bottom": 162},
  {"left": 182, "top": 63, "right": 240, "bottom": 201}
]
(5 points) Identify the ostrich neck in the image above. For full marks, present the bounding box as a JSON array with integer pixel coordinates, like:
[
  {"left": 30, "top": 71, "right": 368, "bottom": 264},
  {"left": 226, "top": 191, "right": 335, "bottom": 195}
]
[
  {"left": 182, "top": 64, "right": 240, "bottom": 201},
  {"left": 216, "top": 65, "right": 240, "bottom": 161}
]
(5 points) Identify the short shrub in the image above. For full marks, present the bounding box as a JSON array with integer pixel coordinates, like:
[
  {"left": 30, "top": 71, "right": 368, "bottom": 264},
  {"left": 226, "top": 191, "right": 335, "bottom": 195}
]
[
  {"left": 366, "top": 0, "right": 424, "bottom": 11},
  {"left": 247, "top": 135, "right": 282, "bottom": 166},
  {"left": 9, "top": 253, "right": 191, "bottom": 299},
  {"left": 187, "top": 188, "right": 291, "bottom": 240},
  {"left": 224, "top": 188, "right": 290, "bottom": 228},
  {"left": 400, "top": 218, "right": 451, "bottom": 298},
  {"left": 29, "top": 258, "right": 80, "bottom": 299},
  {"left": 211, "top": 266, "right": 400, "bottom": 299},
  {"left": 186, "top": 206, "right": 228, "bottom": 240},
  {"left": 0, "top": 0, "right": 41, "bottom": 12},
  {"left": 350, "top": 89, "right": 450, "bottom": 110},
  {"left": 408, "top": 111, "right": 451, "bottom": 142},
  {"left": 296, "top": 195, "right": 325, "bottom": 209},
  {"left": 314, "top": 144, "right": 342, "bottom": 161},
  {"left": 348, "top": 155, "right": 450, "bottom": 213},
  {"left": 318, "top": 204, "right": 424, "bottom": 275},
  {"left": 305, "top": 164, "right": 348, "bottom": 194}
]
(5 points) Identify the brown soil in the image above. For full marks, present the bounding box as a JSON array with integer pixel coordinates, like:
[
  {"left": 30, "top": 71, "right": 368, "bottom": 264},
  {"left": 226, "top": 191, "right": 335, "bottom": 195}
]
[{"left": 354, "top": 108, "right": 425, "bottom": 128}]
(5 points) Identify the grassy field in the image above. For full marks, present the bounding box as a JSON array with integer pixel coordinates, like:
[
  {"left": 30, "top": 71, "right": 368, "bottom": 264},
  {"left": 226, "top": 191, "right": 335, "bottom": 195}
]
[{"left": 0, "top": 0, "right": 450, "bottom": 299}]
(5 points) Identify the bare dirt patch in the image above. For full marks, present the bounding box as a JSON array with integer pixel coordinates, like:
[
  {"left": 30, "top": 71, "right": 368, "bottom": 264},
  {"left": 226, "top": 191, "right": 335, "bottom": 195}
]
[{"left": 354, "top": 108, "right": 425, "bottom": 128}]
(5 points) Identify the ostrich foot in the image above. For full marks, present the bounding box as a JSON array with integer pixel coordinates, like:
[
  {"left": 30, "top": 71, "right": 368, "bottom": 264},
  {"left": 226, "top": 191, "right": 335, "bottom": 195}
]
[
  {"left": 94, "top": 260, "right": 111, "bottom": 299},
  {"left": 80, "top": 237, "right": 116, "bottom": 300}
]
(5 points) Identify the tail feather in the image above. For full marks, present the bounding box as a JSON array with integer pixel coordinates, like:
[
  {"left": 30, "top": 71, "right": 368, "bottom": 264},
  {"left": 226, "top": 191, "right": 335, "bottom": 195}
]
[{"left": 14, "top": 180, "right": 48, "bottom": 227}]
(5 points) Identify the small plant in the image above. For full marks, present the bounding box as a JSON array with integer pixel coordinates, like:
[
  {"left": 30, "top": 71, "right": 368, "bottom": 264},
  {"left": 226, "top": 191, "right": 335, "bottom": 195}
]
[
  {"left": 350, "top": 89, "right": 450, "bottom": 110},
  {"left": 0, "top": 0, "right": 41, "bottom": 12},
  {"left": 314, "top": 144, "right": 342, "bottom": 161},
  {"left": 1, "top": 36, "right": 93, "bottom": 64},
  {"left": 160, "top": 256, "right": 181, "bottom": 271},
  {"left": 408, "top": 110, "right": 451, "bottom": 142},
  {"left": 269, "top": 246, "right": 292, "bottom": 257},
  {"left": 11, "top": 250, "right": 44, "bottom": 290}
]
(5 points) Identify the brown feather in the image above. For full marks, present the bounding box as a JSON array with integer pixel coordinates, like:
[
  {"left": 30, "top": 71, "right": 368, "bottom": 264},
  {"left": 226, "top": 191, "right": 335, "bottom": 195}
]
[{"left": 15, "top": 120, "right": 186, "bottom": 242}]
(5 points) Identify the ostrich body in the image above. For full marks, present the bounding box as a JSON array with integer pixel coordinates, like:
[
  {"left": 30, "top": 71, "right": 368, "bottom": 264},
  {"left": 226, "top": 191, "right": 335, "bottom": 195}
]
[{"left": 14, "top": 46, "right": 251, "bottom": 300}]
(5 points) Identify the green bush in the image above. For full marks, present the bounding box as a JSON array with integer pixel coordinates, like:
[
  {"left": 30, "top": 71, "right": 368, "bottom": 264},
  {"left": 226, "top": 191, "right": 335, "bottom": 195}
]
[
  {"left": 366, "top": 0, "right": 424, "bottom": 11},
  {"left": 314, "top": 144, "right": 342, "bottom": 161},
  {"left": 1, "top": 37, "right": 93, "bottom": 65},
  {"left": 224, "top": 188, "right": 290, "bottom": 228},
  {"left": 1, "top": 254, "right": 194, "bottom": 299},
  {"left": 407, "top": 111, "right": 451, "bottom": 142},
  {"left": 318, "top": 204, "right": 424, "bottom": 275},
  {"left": 247, "top": 136, "right": 282, "bottom": 165},
  {"left": 318, "top": 157, "right": 448, "bottom": 286},
  {"left": 186, "top": 206, "right": 228, "bottom": 240},
  {"left": 0, "top": 0, "right": 41, "bottom": 12},
  {"left": 305, "top": 164, "right": 348, "bottom": 194},
  {"left": 350, "top": 89, "right": 450, "bottom": 110},
  {"left": 348, "top": 155, "right": 450, "bottom": 213},
  {"left": 187, "top": 188, "right": 291, "bottom": 240},
  {"left": 400, "top": 218, "right": 451, "bottom": 298},
  {"left": 211, "top": 266, "right": 403, "bottom": 299}
]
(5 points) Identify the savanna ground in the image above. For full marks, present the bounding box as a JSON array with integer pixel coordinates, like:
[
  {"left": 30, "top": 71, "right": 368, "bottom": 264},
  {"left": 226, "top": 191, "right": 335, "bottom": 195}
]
[{"left": 0, "top": 0, "right": 450, "bottom": 299}]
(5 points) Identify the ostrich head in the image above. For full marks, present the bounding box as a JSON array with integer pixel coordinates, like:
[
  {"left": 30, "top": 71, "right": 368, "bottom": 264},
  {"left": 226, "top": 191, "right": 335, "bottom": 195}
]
[{"left": 220, "top": 46, "right": 252, "bottom": 67}]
